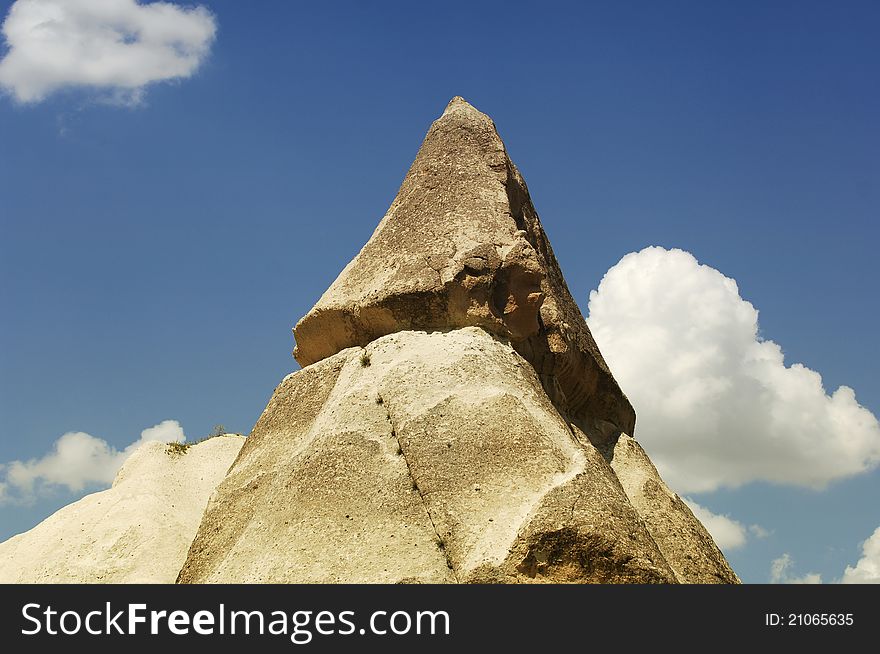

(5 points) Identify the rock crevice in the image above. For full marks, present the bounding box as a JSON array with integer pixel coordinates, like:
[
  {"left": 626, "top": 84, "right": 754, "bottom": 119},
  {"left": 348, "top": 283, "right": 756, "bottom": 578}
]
[{"left": 378, "top": 389, "right": 459, "bottom": 581}]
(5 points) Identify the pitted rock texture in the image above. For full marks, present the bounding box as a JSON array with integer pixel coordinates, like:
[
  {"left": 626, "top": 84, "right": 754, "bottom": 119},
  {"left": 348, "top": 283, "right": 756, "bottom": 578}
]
[
  {"left": 179, "top": 329, "right": 677, "bottom": 584},
  {"left": 293, "top": 97, "right": 634, "bottom": 443},
  {"left": 0, "top": 436, "right": 244, "bottom": 584}
]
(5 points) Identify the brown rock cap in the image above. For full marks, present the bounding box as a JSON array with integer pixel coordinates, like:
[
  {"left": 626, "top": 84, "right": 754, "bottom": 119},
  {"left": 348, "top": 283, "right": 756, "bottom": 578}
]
[{"left": 293, "top": 97, "right": 634, "bottom": 441}]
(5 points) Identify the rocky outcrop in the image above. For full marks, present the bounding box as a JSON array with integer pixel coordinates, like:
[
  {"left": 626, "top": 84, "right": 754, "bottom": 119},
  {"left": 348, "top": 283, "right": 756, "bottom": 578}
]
[
  {"left": 179, "top": 329, "right": 676, "bottom": 584},
  {"left": 293, "top": 97, "right": 634, "bottom": 444},
  {"left": 0, "top": 435, "right": 243, "bottom": 583},
  {"left": 179, "top": 97, "right": 738, "bottom": 585}
]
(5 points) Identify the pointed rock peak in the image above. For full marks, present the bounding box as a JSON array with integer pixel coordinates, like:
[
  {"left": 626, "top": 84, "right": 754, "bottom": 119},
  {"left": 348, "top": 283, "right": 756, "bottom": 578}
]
[
  {"left": 436, "top": 96, "right": 497, "bottom": 136},
  {"left": 445, "top": 95, "right": 469, "bottom": 109},
  {"left": 442, "top": 95, "right": 484, "bottom": 116},
  {"left": 293, "top": 99, "right": 635, "bottom": 442}
]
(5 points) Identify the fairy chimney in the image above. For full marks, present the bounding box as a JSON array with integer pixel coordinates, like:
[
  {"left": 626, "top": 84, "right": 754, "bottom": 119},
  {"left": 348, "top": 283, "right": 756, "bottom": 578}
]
[{"left": 177, "top": 98, "right": 739, "bottom": 584}]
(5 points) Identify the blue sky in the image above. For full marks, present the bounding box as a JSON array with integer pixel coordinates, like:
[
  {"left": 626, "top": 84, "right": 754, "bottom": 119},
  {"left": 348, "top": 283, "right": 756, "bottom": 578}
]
[{"left": 0, "top": 0, "right": 878, "bottom": 583}]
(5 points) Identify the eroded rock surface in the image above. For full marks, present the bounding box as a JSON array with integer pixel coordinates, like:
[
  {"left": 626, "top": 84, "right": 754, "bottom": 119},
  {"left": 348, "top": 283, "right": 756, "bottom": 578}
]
[
  {"left": 293, "top": 97, "right": 634, "bottom": 443},
  {"left": 0, "top": 435, "right": 244, "bottom": 583},
  {"left": 179, "top": 329, "right": 675, "bottom": 584}
]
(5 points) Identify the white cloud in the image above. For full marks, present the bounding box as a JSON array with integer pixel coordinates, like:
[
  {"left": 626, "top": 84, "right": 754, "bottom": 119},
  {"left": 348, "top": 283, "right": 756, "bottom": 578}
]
[
  {"left": 0, "top": 419, "right": 185, "bottom": 503},
  {"left": 770, "top": 553, "right": 822, "bottom": 584},
  {"left": 587, "top": 247, "right": 880, "bottom": 493},
  {"left": 769, "top": 554, "right": 791, "bottom": 583},
  {"left": 841, "top": 526, "right": 880, "bottom": 583},
  {"left": 683, "top": 498, "right": 748, "bottom": 551},
  {"left": 0, "top": 0, "right": 216, "bottom": 104}
]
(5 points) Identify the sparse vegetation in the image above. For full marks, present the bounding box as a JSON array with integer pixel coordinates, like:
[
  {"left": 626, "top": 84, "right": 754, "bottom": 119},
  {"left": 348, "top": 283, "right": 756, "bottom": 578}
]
[
  {"left": 165, "top": 425, "right": 240, "bottom": 457},
  {"left": 166, "top": 441, "right": 191, "bottom": 456},
  {"left": 359, "top": 350, "right": 371, "bottom": 367}
]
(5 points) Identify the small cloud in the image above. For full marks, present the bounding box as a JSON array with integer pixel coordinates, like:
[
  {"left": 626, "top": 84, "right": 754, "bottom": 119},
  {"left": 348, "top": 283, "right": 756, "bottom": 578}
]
[
  {"left": 791, "top": 572, "right": 822, "bottom": 584},
  {"left": 587, "top": 247, "right": 880, "bottom": 493},
  {"left": 0, "top": 419, "right": 185, "bottom": 504},
  {"left": 840, "top": 526, "right": 880, "bottom": 584},
  {"left": 749, "top": 524, "right": 771, "bottom": 539},
  {"left": 770, "top": 553, "right": 822, "bottom": 584},
  {"left": 0, "top": 0, "right": 217, "bottom": 104},
  {"left": 683, "top": 498, "right": 748, "bottom": 551}
]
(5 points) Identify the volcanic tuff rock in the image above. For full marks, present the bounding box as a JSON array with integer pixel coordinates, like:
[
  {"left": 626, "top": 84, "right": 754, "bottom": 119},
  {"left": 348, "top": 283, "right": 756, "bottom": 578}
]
[
  {"left": 0, "top": 435, "right": 243, "bottom": 583},
  {"left": 180, "top": 98, "right": 738, "bottom": 584}
]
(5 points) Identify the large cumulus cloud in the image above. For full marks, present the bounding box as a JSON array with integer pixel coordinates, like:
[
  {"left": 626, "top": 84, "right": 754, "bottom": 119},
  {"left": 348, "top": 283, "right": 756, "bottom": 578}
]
[
  {"left": 841, "top": 526, "right": 880, "bottom": 584},
  {"left": 587, "top": 246, "right": 880, "bottom": 493}
]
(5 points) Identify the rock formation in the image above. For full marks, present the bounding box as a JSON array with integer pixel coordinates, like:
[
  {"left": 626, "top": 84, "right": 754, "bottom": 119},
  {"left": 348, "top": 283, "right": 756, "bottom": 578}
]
[
  {"left": 0, "top": 99, "right": 736, "bottom": 584},
  {"left": 179, "top": 98, "right": 738, "bottom": 584},
  {"left": 0, "top": 435, "right": 243, "bottom": 583}
]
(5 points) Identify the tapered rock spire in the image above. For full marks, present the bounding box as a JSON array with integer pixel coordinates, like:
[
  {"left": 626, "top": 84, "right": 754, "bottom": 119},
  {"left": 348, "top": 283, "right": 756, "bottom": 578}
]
[
  {"left": 294, "top": 96, "right": 634, "bottom": 443},
  {"left": 176, "top": 98, "right": 738, "bottom": 584}
]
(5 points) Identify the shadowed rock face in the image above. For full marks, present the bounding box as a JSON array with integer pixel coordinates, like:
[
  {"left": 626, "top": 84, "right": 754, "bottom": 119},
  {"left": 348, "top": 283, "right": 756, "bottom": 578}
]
[{"left": 293, "top": 97, "right": 634, "bottom": 443}]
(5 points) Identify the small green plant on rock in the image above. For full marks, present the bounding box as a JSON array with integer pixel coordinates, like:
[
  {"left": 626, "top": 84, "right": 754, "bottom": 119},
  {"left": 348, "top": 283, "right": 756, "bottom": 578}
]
[{"left": 166, "top": 441, "right": 191, "bottom": 456}]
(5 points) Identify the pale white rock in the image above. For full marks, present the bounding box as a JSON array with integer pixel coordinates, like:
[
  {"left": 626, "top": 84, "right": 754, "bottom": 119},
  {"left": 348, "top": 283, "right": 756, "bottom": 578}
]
[
  {"left": 0, "top": 435, "right": 244, "bottom": 584},
  {"left": 179, "top": 329, "right": 677, "bottom": 584}
]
